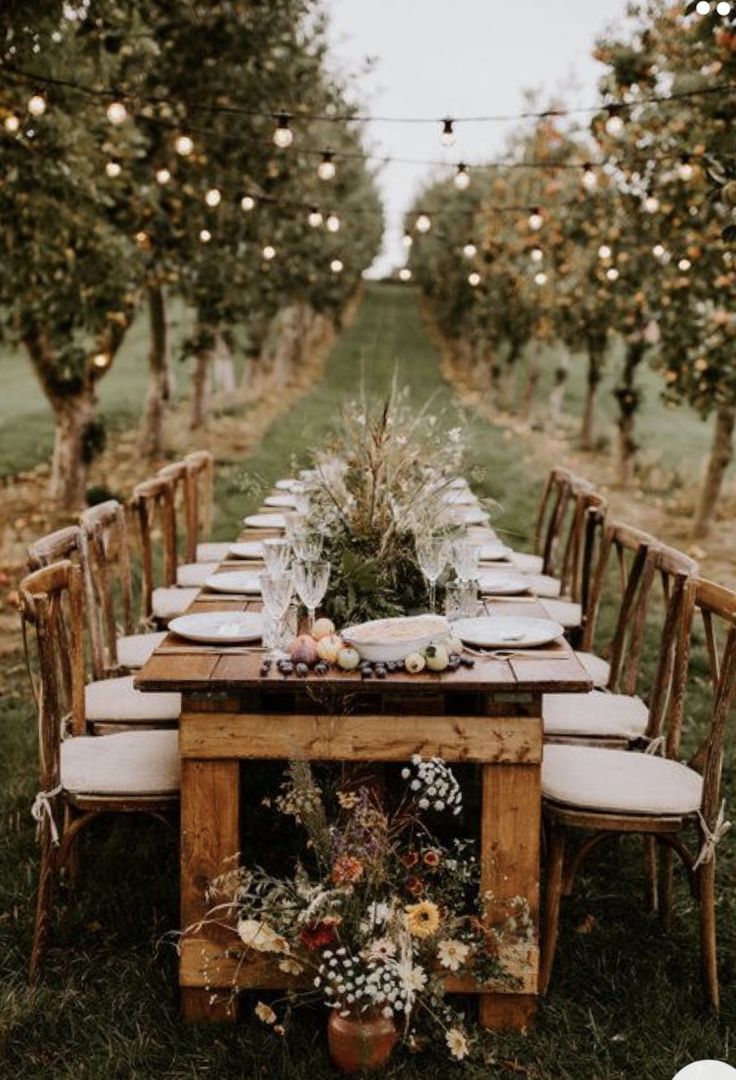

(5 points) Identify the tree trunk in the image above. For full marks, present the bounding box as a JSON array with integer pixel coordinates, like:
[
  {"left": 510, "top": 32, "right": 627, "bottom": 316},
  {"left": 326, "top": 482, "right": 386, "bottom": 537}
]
[
  {"left": 548, "top": 353, "right": 571, "bottom": 429},
  {"left": 47, "top": 386, "right": 96, "bottom": 507},
  {"left": 580, "top": 347, "right": 604, "bottom": 451},
  {"left": 614, "top": 339, "right": 646, "bottom": 486},
  {"left": 212, "top": 332, "right": 236, "bottom": 395},
  {"left": 692, "top": 406, "right": 736, "bottom": 539},
  {"left": 190, "top": 348, "right": 212, "bottom": 430},
  {"left": 139, "top": 283, "right": 169, "bottom": 459},
  {"left": 500, "top": 342, "right": 521, "bottom": 411},
  {"left": 522, "top": 341, "right": 542, "bottom": 425}
]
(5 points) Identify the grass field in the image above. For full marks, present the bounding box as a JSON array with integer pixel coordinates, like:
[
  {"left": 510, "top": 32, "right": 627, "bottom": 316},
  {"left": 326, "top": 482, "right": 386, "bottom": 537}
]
[{"left": 1, "top": 283, "right": 733, "bottom": 1079}]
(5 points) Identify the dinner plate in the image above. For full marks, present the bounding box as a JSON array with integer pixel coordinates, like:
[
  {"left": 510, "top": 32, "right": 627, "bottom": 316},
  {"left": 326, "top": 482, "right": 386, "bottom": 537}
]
[
  {"left": 275, "top": 478, "right": 297, "bottom": 491},
  {"left": 449, "top": 477, "right": 470, "bottom": 489},
  {"left": 228, "top": 541, "right": 265, "bottom": 560},
  {"left": 477, "top": 570, "right": 530, "bottom": 595},
  {"left": 452, "top": 616, "right": 564, "bottom": 649},
  {"left": 444, "top": 489, "right": 477, "bottom": 506},
  {"left": 243, "top": 513, "right": 287, "bottom": 529},
  {"left": 478, "top": 542, "right": 512, "bottom": 562},
  {"left": 264, "top": 493, "right": 298, "bottom": 509},
  {"left": 452, "top": 507, "right": 489, "bottom": 526},
  {"left": 466, "top": 525, "right": 498, "bottom": 542},
  {"left": 204, "top": 571, "right": 263, "bottom": 594},
  {"left": 169, "top": 611, "right": 263, "bottom": 644}
]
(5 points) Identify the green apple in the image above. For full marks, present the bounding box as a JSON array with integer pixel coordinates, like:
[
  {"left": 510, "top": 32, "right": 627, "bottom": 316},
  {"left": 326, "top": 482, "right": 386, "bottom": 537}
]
[
  {"left": 337, "top": 647, "right": 361, "bottom": 671},
  {"left": 424, "top": 643, "right": 449, "bottom": 672},
  {"left": 405, "top": 652, "right": 426, "bottom": 674}
]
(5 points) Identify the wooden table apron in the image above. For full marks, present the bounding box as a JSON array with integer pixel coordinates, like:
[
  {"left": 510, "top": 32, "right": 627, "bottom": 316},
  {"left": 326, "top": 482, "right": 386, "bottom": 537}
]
[{"left": 134, "top": 523, "right": 592, "bottom": 1030}]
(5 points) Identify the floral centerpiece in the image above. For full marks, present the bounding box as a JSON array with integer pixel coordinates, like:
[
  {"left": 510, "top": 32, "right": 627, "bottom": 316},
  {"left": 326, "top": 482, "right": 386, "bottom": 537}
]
[{"left": 189, "top": 757, "right": 531, "bottom": 1070}]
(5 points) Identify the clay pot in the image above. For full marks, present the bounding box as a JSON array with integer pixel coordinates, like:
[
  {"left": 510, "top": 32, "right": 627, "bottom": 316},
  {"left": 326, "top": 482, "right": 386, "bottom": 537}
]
[{"left": 327, "top": 1008, "right": 398, "bottom": 1073}]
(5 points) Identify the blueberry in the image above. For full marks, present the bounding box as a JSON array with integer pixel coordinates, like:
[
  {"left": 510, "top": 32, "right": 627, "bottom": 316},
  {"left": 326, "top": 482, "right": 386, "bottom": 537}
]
[
  {"left": 295, "top": 662, "right": 309, "bottom": 677},
  {"left": 461, "top": 656, "right": 475, "bottom": 669},
  {"left": 281, "top": 661, "right": 294, "bottom": 676},
  {"left": 361, "top": 667, "right": 373, "bottom": 679},
  {"left": 259, "top": 665, "right": 270, "bottom": 677},
  {"left": 314, "top": 662, "right": 328, "bottom": 675},
  {"left": 374, "top": 664, "right": 387, "bottom": 679},
  {"left": 448, "top": 655, "right": 462, "bottom": 670}
]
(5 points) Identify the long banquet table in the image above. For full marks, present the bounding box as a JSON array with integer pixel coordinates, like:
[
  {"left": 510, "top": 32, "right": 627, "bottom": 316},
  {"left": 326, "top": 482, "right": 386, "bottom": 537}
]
[{"left": 135, "top": 510, "right": 592, "bottom": 1031}]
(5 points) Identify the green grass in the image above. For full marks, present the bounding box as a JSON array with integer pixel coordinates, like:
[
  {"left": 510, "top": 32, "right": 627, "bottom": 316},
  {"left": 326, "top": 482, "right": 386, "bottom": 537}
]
[{"left": 1, "top": 283, "right": 733, "bottom": 1079}]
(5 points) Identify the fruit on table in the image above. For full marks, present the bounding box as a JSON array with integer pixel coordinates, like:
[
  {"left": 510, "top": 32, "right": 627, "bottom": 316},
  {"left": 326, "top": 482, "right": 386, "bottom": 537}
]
[
  {"left": 405, "top": 652, "right": 426, "bottom": 674},
  {"left": 312, "top": 617, "right": 336, "bottom": 641},
  {"left": 337, "top": 646, "right": 361, "bottom": 671},
  {"left": 288, "top": 635, "right": 319, "bottom": 666},
  {"left": 316, "top": 633, "right": 344, "bottom": 663},
  {"left": 425, "top": 643, "right": 449, "bottom": 672}
]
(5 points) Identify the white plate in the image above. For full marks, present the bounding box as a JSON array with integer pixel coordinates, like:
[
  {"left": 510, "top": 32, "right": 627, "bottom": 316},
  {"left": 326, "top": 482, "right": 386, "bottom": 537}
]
[
  {"left": 449, "top": 477, "right": 469, "bottom": 489},
  {"left": 169, "top": 611, "right": 264, "bottom": 644},
  {"left": 452, "top": 507, "right": 488, "bottom": 526},
  {"left": 275, "top": 478, "right": 297, "bottom": 491},
  {"left": 342, "top": 614, "right": 450, "bottom": 663},
  {"left": 477, "top": 571, "right": 529, "bottom": 595},
  {"left": 444, "top": 490, "right": 477, "bottom": 506},
  {"left": 478, "top": 542, "right": 512, "bottom": 562},
  {"left": 228, "top": 541, "right": 265, "bottom": 560},
  {"left": 204, "top": 571, "right": 263, "bottom": 594},
  {"left": 452, "top": 616, "right": 564, "bottom": 649},
  {"left": 243, "top": 513, "right": 287, "bottom": 530},
  {"left": 264, "top": 493, "right": 298, "bottom": 509}
]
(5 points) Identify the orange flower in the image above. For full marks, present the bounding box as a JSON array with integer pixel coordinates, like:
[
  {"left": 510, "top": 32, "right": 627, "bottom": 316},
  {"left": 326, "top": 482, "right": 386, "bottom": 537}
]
[
  {"left": 332, "top": 855, "right": 364, "bottom": 887},
  {"left": 406, "top": 875, "right": 424, "bottom": 897},
  {"left": 422, "top": 850, "right": 440, "bottom": 868}
]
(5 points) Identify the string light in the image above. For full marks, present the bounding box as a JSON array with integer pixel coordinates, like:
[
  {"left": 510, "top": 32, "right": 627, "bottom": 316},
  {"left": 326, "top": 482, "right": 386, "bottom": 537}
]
[
  {"left": 204, "top": 188, "right": 221, "bottom": 207},
  {"left": 696, "top": 0, "right": 711, "bottom": 11},
  {"left": 415, "top": 213, "right": 432, "bottom": 233},
  {"left": 92, "top": 352, "right": 111, "bottom": 370},
  {"left": 716, "top": 1, "right": 731, "bottom": 12},
  {"left": 27, "top": 93, "right": 46, "bottom": 116},
  {"left": 678, "top": 257, "right": 692, "bottom": 271},
  {"left": 606, "top": 267, "right": 619, "bottom": 281},
  {"left": 399, "top": 267, "right": 412, "bottom": 282},
  {"left": 643, "top": 193, "right": 660, "bottom": 213},
  {"left": 330, "top": 258, "right": 343, "bottom": 273},
  {"left": 652, "top": 243, "right": 666, "bottom": 258},
  {"left": 4, "top": 114, "right": 20, "bottom": 132},
  {"left": 598, "top": 244, "right": 612, "bottom": 259},
  {"left": 105, "top": 160, "right": 122, "bottom": 178},
  {"left": 273, "top": 114, "right": 293, "bottom": 149},
  {"left": 199, "top": 228, "right": 211, "bottom": 243},
  {"left": 468, "top": 271, "right": 481, "bottom": 287},
  {"left": 530, "top": 246, "right": 543, "bottom": 263},
  {"left": 462, "top": 242, "right": 477, "bottom": 259},
  {"left": 402, "top": 233, "right": 413, "bottom": 248},
  {"left": 604, "top": 106, "right": 624, "bottom": 136},
  {"left": 240, "top": 195, "right": 255, "bottom": 211},
  {"left": 440, "top": 118, "right": 455, "bottom": 146},
  {"left": 106, "top": 100, "right": 127, "bottom": 124},
  {"left": 454, "top": 163, "right": 470, "bottom": 190},
  {"left": 317, "top": 151, "right": 336, "bottom": 180},
  {"left": 155, "top": 167, "right": 171, "bottom": 184},
  {"left": 308, "top": 208, "right": 323, "bottom": 228},
  {"left": 678, "top": 155, "right": 694, "bottom": 180},
  {"left": 325, "top": 212, "right": 341, "bottom": 233},
  {"left": 534, "top": 271, "right": 548, "bottom": 285},
  {"left": 528, "top": 208, "right": 543, "bottom": 230},
  {"left": 175, "top": 133, "right": 194, "bottom": 156},
  {"left": 581, "top": 164, "right": 598, "bottom": 191},
  {"left": 262, "top": 244, "right": 276, "bottom": 260},
  {"left": 134, "top": 230, "right": 149, "bottom": 248}
]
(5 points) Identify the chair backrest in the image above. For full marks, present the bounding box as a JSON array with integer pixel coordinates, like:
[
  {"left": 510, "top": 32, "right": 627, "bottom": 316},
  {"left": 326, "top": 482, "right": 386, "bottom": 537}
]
[
  {"left": 79, "top": 500, "right": 136, "bottom": 673},
  {"left": 129, "top": 475, "right": 177, "bottom": 620},
  {"left": 645, "top": 543, "right": 698, "bottom": 743},
  {"left": 19, "top": 560, "right": 86, "bottom": 790},
  {"left": 532, "top": 466, "right": 574, "bottom": 571},
  {"left": 185, "top": 450, "right": 214, "bottom": 545},
  {"left": 552, "top": 481, "right": 607, "bottom": 607},
  {"left": 158, "top": 451, "right": 215, "bottom": 565},
  {"left": 27, "top": 526, "right": 104, "bottom": 680}
]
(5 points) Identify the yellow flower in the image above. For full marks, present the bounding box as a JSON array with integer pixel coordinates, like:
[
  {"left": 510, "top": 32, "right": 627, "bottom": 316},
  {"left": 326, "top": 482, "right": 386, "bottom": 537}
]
[
  {"left": 446, "top": 1027, "right": 469, "bottom": 1060},
  {"left": 404, "top": 900, "right": 441, "bottom": 939},
  {"left": 254, "top": 1001, "right": 277, "bottom": 1025}
]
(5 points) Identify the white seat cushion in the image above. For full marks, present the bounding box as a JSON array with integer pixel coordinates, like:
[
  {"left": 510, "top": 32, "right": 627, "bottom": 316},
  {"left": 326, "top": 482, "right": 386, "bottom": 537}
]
[
  {"left": 543, "top": 744, "right": 703, "bottom": 816},
  {"left": 540, "top": 598, "right": 582, "bottom": 629},
  {"left": 543, "top": 689, "right": 648, "bottom": 740},
  {"left": 152, "top": 587, "right": 199, "bottom": 620},
  {"left": 85, "top": 675, "right": 180, "bottom": 722},
  {"left": 508, "top": 551, "right": 544, "bottom": 574},
  {"left": 61, "top": 730, "right": 180, "bottom": 796},
  {"left": 197, "top": 542, "right": 232, "bottom": 563},
  {"left": 116, "top": 631, "right": 167, "bottom": 670},
  {"left": 176, "top": 561, "right": 218, "bottom": 587},
  {"left": 575, "top": 651, "right": 611, "bottom": 689},
  {"left": 524, "top": 573, "right": 562, "bottom": 599}
]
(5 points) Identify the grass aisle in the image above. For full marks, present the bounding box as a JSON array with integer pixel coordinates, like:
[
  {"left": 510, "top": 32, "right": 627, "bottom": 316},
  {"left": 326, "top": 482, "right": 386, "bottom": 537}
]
[{"left": 0, "top": 284, "right": 732, "bottom": 1079}]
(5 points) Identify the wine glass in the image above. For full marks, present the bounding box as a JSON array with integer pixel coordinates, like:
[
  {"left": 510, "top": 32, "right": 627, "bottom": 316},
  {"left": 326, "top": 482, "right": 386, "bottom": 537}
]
[
  {"left": 292, "top": 484, "right": 311, "bottom": 515},
  {"left": 262, "top": 538, "right": 291, "bottom": 575},
  {"left": 416, "top": 536, "right": 449, "bottom": 614},
  {"left": 259, "top": 570, "right": 295, "bottom": 657},
  {"left": 294, "top": 559, "right": 331, "bottom": 633},
  {"left": 292, "top": 531, "right": 323, "bottom": 562},
  {"left": 451, "top": 540, "right": 479, "bottom": 583},
  {"left": 283, "top": 512, "right": 305, "bottom": 542}
]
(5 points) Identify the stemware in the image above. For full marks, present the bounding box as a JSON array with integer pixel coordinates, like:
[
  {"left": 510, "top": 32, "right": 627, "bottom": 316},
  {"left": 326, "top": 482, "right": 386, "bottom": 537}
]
[
  {"left": 259, "top": 570, "right": 295, "bottom": 657},
  {"left": 416, "top": 536, "right": 449, "bottom": 614},
  {"left": 445, "top": 580, "right": 479, "bottom": 622},
  {"left": 294, "top": 559, "right": 331, "bottom": 632},
  {"left": 451, "top": 539, "right": 479, "bottom": 583},
  {"left": 292, "top": 531, "right": 324, "bottom": 562},
  {"left": 262, "top": 538, "right": 291, "bottom": 575},
  {"left": 292, "top": 483, "right": 311, "bottom": 515}
]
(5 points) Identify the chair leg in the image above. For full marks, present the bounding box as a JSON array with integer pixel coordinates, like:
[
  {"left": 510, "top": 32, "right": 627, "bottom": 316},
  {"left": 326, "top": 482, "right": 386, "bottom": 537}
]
[
  {"left": 61, "top": 805, "right": 82, "bottom": 886},
  {"left": 643, "top": 836, "right": 659, "bottom": 914},
  {"left": 539, "top": 823, "right": 566, "bottom": 995},
  {"left": 658, "top": 843, "right": 675, "bottom": 927},
  {"left": 697, "top": 860, "right": 720, "bottom": 1013},
  {"left": 29, "top": 828, "right": 57, "bottom": 983}
]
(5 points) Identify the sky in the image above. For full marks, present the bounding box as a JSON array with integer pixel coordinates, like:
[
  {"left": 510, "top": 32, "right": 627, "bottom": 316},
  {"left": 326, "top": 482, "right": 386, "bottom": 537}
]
[{"left": 325, "top": 0, "right": 633, "bottom": 277}]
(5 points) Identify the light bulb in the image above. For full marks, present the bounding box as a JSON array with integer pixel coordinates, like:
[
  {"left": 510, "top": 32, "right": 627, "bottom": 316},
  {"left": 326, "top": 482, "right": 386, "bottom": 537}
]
[
  {"left": 605, "top": 110, "right": 624, "bottom": 136},
  {"left": 678, "top": 158, "right": 694, "bottom": 181},
  {"left": 4, "top": 114, "right": 20, "bottom": 133},
  {"left": 330, "top": 258, "right": 343, "bottom": 273},
  {"left": 317, "top": 152, "right": 336, "bottom": 181},
  {"left": 199, "top": 229, "right": 211, "bottom": 243},
  {"left": 175, "top": 134, "right": 194, "bottom": 156},
  {"left": 27, "top": 94, "right": 46, "bottom": 117},
  {"left": 135, "top": 230, "right": 149, "bottom": 247},
  {"left": 468, "top": 272, "right": 481, "bottom": 287},
  {"left": 678, "top": 258, "right": 692, "bottom": 271},
  {"left": 205, "top": 188, "right": 221, "bottom": 207},
  {"left": 105, "top": 160, "right": 122, "bottom": 178},
  {"left": 462, "top": 242, "right": 477, "bottom": 259},
  {"left": 273, "top": 115, "right": 293, "bottom": 149},
  {"left": 402, "top": 233, "right": 413, "bottom": 249},
  {"left": 454, "top": 164, "right": 470, "bottom": 190},
  {"left": 92, "top": 352, "right": 111, "bottom": 369},
  {"left": 156, "top": 167, "right": 171, "bottom": 185},
  {"left": 262, "top": 244, "right": 276, "bottom": 260},
  {"left": 530, "top": 246, "right": 543, "bottom": 263},
  {"left": 696, "top": 0, "right": 711, "bottom": 12},
  {"left": 534, "top": 271, "right": 548, "bottom": 285},
  {"left": 581, "top": 165, "right": 598, "bottom": 191},
  {"left": 240, "top": 195, "right": 255, "bottom": 211},
  {"left": 598, "top": 244, "right": 612, "bottom": 259},
  {"left": 643, "top": 194, "right": 659, "bottom": 213},
  {"left": 606, "top": 267, "right": 619, "bottom": 281},
  {"left": 528, "top": 209, "right": 543, "bottom": 230},
  {"left": 440, "top": 118, "right": 455, "bottom": 147},
  {"left": 716, "top": 1, "right": 730, "bottom": 12},
  {"left": 106, "top": 101, "right": 127, "bottom": 125},
  {"left": 308, "top": 208, "right": 323, "bottom": 228},
  {"left": 653, "top": 244, "right": 666, "bottom": 258},
  {"left": 325, "top": 213, "right": 340, "bottom": 233},
  {"left": 399, "top": 267, "right": 412, "bottom": 281},
  {"left": 415, "top": 213, "right": 431, "bottom": 233}
]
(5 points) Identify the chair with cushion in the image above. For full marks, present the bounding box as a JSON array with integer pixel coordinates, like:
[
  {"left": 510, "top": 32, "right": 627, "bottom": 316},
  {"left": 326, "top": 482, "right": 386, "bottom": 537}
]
[
  {"left": 185, "top": 450, "right": 232, "bottom": 564},
  {"left": 19, "top": 560, "right": 180, "bottom": 980},
  {"left": 158, "top": 460, "right": 219, "bottom": 587},
  {"left": 129, "top": 475, "right": 199, "bottom": 623},
  {"left": 506, "top": 466, "right": 573, "bottom": 576},
  {"left": 540, "top": 576, "right": 736, "bottom": 1012}
]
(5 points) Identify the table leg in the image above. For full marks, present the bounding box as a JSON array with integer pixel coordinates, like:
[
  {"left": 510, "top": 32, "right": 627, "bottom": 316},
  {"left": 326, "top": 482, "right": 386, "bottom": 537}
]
[
  {"left": 180, "top": 758, "right": 240, "bottom": 1022},
  {"left": 479, "top": 761, "right": 541, "bottom": 1031}
]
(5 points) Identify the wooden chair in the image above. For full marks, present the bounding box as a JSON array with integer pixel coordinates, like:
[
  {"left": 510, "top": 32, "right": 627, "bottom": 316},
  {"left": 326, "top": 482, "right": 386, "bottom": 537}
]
[
  {"left": 540, "top": 576, "right": 736, "bottom": 1011},
  {"left": 508, "top": 466, "right": 574, "bottom": 576},
  {"left": 129, "top": 475, "right": 199, "bottom": 623},
  {"left": 158, "top": 459, "right": 221, "bottom": 587},
  {"left": 20, "top": 560, "right": 179, "bottom": 981},
  {"left": 80, "top": 500, "right": 167, "bottom": 672},
  {"left": 184, "top": 450, "right": 227, "bottom": 563}
]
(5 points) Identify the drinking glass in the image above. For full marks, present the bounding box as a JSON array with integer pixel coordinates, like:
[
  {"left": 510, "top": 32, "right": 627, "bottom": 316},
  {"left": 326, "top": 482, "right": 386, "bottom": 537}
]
[
  {"left": 262, "top": 538, "right": 291, "bottom": 575},
  {"left": 292, "top": 484, "right": 311, "bottom": 515},
  {"left": 294, "top": 559, "right": 331, "bottom": 632},
  {"left": 451, "top": 540, "right": 479, "bottom": 583},
  {"left": 259, "top": 570, "right": 295, "bottom": 657},
  {"left": 416, "top": 536, "right": 449, "bottom": 614},
  {"left": 283, "top": 512, "right": 305, "bottom": 542},
  {"left": 292, "top": 531, "right": 323, "bottom": 562},
  {"left": 445, "top": 579, "right": 479, "bottom": 622}
]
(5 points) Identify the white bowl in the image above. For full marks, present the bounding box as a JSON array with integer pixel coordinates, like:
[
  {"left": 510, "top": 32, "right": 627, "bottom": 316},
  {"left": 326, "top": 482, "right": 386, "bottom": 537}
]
[{"left": 342, "top": 614, "right": 450, "bottom": 663}]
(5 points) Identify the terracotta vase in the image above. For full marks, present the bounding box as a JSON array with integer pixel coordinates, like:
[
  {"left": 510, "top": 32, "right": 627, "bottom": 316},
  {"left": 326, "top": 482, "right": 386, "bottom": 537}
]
[{"left": 327, "top": 1009, "right": 399, "bottom": 1073}]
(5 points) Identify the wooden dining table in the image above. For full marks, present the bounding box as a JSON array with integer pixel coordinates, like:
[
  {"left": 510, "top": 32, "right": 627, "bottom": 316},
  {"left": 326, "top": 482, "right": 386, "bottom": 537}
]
[{"left": 135, "top": 516, "right": 592, "bottom": 1031}]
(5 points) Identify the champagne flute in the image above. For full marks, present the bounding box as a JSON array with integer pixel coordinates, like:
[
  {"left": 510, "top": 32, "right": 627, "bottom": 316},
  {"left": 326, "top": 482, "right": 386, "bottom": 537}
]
[
  {"left": 416, "top": 536, "right": 448, "bottom": 614},
  {"left": 259, "top": 570, "right": 295, "bottom": 658},
  {"left": 262, "top": 538, "right": 291, "bottom": 575},
  {"left": 294, "top": 559, "right": 331, "bottom": 633}
]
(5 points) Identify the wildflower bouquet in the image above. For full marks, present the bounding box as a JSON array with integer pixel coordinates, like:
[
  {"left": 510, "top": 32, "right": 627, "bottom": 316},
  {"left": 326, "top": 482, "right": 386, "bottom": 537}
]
[{"left": 196, "top": 757, "right": 532, "bottom": 1066}]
